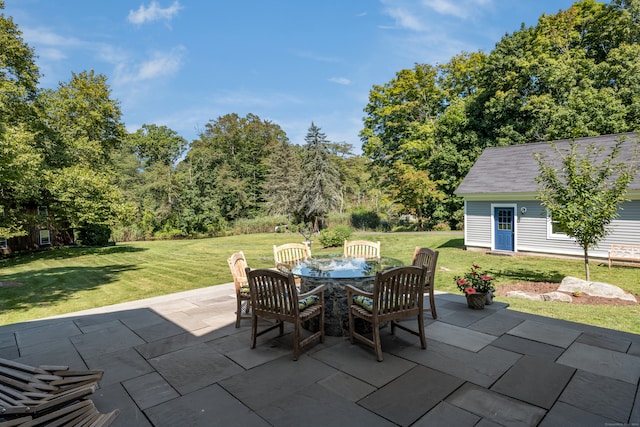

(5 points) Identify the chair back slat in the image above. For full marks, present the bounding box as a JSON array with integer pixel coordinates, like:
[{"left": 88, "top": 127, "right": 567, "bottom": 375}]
[
  {"left": 246, "top": 268, "right": 297, "bottom": 317},
  {"left": 344, "top": 240, "right": 381, "bottom": 259},
  {"left": 273, "top": 243, "right": 311, "bottom": 269},
  {"left": 412, "top": 247, "right": 439, "bottom": 287},
  {"left": 227, "top": 252, "right": 248, "bottom": 287},
  {"left": 374, "top": 266, "right": 426, "bottom": 315}
]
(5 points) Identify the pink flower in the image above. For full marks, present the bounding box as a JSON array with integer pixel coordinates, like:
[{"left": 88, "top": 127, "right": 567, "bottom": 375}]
[
  {"left": 480, "top": 275, "right": 493, "bottom": 281},
  {"left": 456, "top": 279, "right": 468, "bottom": 286},
  {"left": 465, "top": 287, "right": 476, "bottom": 294}
]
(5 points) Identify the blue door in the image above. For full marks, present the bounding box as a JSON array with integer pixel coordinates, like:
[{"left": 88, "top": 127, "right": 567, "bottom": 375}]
[{"left": 494, "top": 207, "right": 514, "bottom": 251}]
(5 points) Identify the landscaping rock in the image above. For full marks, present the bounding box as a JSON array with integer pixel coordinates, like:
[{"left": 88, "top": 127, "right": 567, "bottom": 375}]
[
  {"left": 506, "top": 291, "right": 543, "bottom": 301},
  {"left": 558, "top": 276, "right": 637, "bottom": 302},
  {"left": 540, "top": 292, "right": 573, "bottom": 303}
]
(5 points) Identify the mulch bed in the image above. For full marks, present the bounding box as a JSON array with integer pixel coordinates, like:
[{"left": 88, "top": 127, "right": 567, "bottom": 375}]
[{"left": 496, "top": 282, "right": 639, "bottom": 306}]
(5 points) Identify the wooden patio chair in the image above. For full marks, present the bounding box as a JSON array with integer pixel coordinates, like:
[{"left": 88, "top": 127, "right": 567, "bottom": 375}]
[
  {"left": 343, "top": 240, "right": 380, "bottom": 260},
  {"left": 2, "top": 399, "right": 120, "bottom": 427},
  {"left": 227, "top": 251, "right": 252, "bottom": 328},
  {"left": 346, "top": 265, "right": 428, "bottom": 361},
  {"left": 273, "top": 243, "right": 311, "bottom": 271},
  {"left": 245, "top": 268, "right": 326, "bottom": 361},
  {"left": 412, "top": 246, "right": 440, "bottom": 319},
  {"left": 0, "top": 358, "right": 118, "bottom": 426}
]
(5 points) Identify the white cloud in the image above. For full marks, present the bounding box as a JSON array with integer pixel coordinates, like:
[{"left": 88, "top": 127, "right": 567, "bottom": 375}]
[
  {"left": 127, "top": 1, "right": 182, "bottom": 25},
  {"left": 381, "top": 0, "right": 494, "bottom": 32},
  {"left": 382, "top": 6, "right": 425, "bottom": 31},
  {"left": 115, "top": 46, "right": 186, "bottom": 84},
  {"left": 421, "top": 0, "right": 492, "bottom": 19},
  {"left": 329, "top": 77, "right": 351, "bottom": 85},
  {"left": 21, "top": 26, "right": 85, "bottom": 48}
]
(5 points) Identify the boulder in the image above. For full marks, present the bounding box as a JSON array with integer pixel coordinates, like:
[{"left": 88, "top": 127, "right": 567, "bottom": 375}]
[
  {"left": 558, "top": 276, "right": 637, "bottom": 302},
  {"left": 540, "top": 292, "right": 573, "bottom": 303}
]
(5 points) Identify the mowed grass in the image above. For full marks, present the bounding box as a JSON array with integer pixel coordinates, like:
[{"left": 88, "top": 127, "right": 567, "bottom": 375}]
[{"left": 0, "top": 231, "right": 638, "bottom": 334}]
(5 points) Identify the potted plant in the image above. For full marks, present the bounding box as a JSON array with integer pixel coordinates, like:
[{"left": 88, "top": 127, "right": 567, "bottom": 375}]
[{"left": 455, "top": 264, "right": 495, "bottom": 309}]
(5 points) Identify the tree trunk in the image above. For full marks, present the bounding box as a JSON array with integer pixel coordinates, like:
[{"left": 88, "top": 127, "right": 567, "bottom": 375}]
[{"left": 583, "top": 247, "right": 590, "bottom": 281}]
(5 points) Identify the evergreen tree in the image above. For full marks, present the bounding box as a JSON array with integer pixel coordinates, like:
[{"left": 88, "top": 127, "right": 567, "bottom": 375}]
[
  {"left": 297, "top": 123, "right": 341, "bottom": 229},
  {"left": 263, "top": 139, "right": 302, "bottom": 219}
]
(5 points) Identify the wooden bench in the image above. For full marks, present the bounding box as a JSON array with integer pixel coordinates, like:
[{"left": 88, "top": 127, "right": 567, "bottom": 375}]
[{"left": 608, "top": 244, "right": 640, "bottom": 268}]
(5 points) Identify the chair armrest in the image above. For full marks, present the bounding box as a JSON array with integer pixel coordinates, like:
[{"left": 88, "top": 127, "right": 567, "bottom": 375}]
[
  {"left": 298, "top": 284, "right": 326, "bottom": 299},
  {"left": 345, "top": 284, "right": 372, "bottom": 299}
]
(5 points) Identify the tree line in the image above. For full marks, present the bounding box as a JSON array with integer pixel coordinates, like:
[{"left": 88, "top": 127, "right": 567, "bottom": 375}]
[{"left": 1, "top": 0, "right": 639, "bottom": 244}]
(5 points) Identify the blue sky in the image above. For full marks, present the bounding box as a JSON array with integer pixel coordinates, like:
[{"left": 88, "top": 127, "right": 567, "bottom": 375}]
[{"left": 5, "top": 0, "right": 576, "bottom": 151}]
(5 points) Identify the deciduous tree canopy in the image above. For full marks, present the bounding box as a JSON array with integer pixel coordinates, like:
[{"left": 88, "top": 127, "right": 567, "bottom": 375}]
[{"left": 2, "top": 0, "right": 640, "bottom": 243}]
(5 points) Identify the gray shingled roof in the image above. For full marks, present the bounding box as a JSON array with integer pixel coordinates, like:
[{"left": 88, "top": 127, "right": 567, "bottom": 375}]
[{"left": 454, "top": 132, "right": 640, "bottom": 196}]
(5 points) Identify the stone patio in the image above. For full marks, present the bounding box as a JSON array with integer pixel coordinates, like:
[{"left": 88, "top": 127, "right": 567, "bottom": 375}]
[{"left": 0, "top": 283, "right": 638, "bottom": 426}]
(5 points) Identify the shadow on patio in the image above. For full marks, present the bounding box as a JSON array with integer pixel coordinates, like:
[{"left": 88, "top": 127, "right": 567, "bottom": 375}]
[{"left": 0, "top": 284, "right": 638, "bottom": 426}]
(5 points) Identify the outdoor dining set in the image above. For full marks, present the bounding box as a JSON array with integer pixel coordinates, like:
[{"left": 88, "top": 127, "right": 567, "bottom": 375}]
[{"left": 227, "top": 240, "right": 439, "bottom": 362}]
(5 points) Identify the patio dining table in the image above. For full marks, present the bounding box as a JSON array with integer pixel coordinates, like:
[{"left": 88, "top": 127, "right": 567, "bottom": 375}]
[{"left": 282, "top": 255, "right": 404, "bottom": 336}]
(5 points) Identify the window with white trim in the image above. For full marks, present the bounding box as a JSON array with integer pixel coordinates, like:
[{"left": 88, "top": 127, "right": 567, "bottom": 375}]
[
  {"left": 546, "top": 210, "right": 572, "bottom": 240},
  {"left": 37, "top": 206, "right": 48, "bottom": 216},
  {"left": 39, "top": 229, "right": 51, "bottom": 245},
  {"left": 0, "top": 238, "right": 7, "bottom": 249}
]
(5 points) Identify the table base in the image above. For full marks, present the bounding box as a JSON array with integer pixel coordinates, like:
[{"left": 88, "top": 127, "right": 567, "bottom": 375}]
[{"left": 300, "top": 276, "right": 375, "bottom": 337}]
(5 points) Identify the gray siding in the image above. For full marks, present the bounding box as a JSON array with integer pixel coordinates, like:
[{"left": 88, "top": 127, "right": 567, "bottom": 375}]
[
  {"left": 466, "top": 199, "right": 640, "bottom": 259},
  {"left": 464, "top": 201, "right": 492, "bottom": 248}
]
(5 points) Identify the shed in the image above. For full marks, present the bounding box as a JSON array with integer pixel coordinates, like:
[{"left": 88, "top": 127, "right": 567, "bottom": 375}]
[{"left": 454, "top": 132, "right": 640, "bottom": 259}]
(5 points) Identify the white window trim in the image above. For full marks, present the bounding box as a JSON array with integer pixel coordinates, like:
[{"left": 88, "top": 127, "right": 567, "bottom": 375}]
[
  {"left": 490, "top": 203, "right": 518, "bottom": 251},
  {"left": 0, "top": 238, "right": 7, "bottom": 249},
  {"left": 545, "top": 209, "right": 574, "bottom": 241},
  {"left": 39, "top": 229, "right": 51, "bottom": 245}
]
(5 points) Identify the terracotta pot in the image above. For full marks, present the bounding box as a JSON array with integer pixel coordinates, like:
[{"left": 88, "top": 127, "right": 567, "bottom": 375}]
[{"left": 465, "top": 292, "right": 487, "bottom": 309}]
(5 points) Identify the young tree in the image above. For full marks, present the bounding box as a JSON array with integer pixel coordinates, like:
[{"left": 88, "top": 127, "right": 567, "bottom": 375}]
[
  {"left": 297, "top": 123, "right": 341, "bottom": 229},
  {"left": 534, "top": 135, "right": 640, "bottom": 280}
]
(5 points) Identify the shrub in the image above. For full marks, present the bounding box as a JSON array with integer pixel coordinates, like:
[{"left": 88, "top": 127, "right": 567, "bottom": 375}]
[
  {"left": 350, "top": 208, "right": 381, "bottom": 230},
  {"left": 77, "top": 223, "right": 112, "bottom": 246},
  {"left": 326, "top": 212, "right": 350, "bottom": 228},
  {"left": 231, "top": 216, "right": 288, "bottom": 234},
  {"left": 318, "top": 226, "right": 352, "bottom": 248},
  {"left": 154, "top": 227, "right": 185, "bottom": 240},
  {"left": 451, "top": 208, "right": 465, "bottom": 230},
  {"left": 111, "top": 225, "right": 146, "bottom": 242},
  {"left": 432, "top": 222, "right": 451, "bottom": 231},
  {"left": 391, "top": 224, "right": 419, "bottom": 232}
]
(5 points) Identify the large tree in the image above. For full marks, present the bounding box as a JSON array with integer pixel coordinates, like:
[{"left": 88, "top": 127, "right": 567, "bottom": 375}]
[
  {"left": 0, "top": 3, "right": 44, "bottom": 239},
  {"left": 297, "top": 123, "right": 341, "bottom": 229},
  {"left": 534, "top": 135, "right": 640, "bottom": 280},
  {"left": 40, "top": 70, "right": 131, "bottom": 235},
  {"left": 361, "top": 0, "right": 640, "bottom": 230},
  {"left": 181, "top": 113, "right": 287, "bottom": 224},
  {"left": 263, "top": 138, "right": 302, "bottom": 219}
]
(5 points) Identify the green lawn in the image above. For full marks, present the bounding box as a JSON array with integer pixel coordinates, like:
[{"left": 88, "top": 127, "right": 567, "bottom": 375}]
[{"left": 1, "top": 232, "right": 638, "bottom": 334}]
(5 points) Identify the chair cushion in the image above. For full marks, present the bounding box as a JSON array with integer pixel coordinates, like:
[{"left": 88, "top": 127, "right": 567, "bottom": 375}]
[
  {"left": 353, "top": 295, "right": 373, "bottom": 312},
  {"left": 239, "top": 285, "right": 250, "bottom": 294},
  {"left": 298, "top": 295, "right": 320, "bottom": 310}
]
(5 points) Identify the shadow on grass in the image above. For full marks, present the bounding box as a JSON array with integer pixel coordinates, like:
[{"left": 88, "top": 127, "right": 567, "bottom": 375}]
[
  {"left": 436, "top": 238, "right": 465, "bottom": 249},
  {"left": 0, "top": 245, "right": 147, "bottom": 268},
  {"left": 496, "top": 267, "right": 565, "bottom": 283},
  {"left": 0, "top": 264, "right": 139, "bottom": 312}
]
